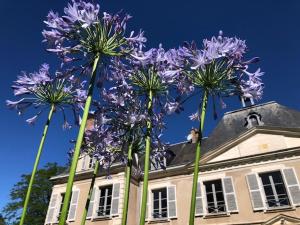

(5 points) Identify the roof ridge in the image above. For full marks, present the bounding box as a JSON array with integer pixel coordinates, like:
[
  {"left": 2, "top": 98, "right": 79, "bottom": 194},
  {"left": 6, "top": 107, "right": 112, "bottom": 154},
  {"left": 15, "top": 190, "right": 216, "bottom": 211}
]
[{"left": 224, "top": 101, "right": 277, "bottom": 115}]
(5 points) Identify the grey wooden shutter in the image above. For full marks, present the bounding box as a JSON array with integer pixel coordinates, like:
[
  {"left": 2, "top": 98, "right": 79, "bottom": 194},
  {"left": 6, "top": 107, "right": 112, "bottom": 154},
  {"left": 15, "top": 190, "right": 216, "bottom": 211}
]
[
  {"left": 146, "top": 190, "right": 150, "bottom": 220},
  {"left": 222, "top": 177, "right": 238, "bottom": 212},
  {"left": 92, "top": 188, "right": 100, "bottom": 218},
  {"left": 54, "top": 194, "right": 64, "bottom": 223},
  {"left": 195, "top": 182, "right": 204, "bottom": 215},
  {"left": 140, "top": 189, "right": 150, "bottom": 220},
  {"left": 87, "top": 188, "right": 96, "bottom": 219},
  {"left": 282, "top": 168, "right": 300, "bottom": 205},
  {"left": 246, "top": 174, "right": 265, "bottom": 210},
  {"left": 167, "top": 186, "right": 177, "bottom": 218},
  {"left": 45, "top": 193, "right": 58, "bottom": 224},
  {"left": 111, "top": 183, "right": 120, "bottom": 215},
  {"left": 81, "top": 155, "right": 87, "bottom": 170},
  {"left": 68, "top": 190, "right": 80, "bottom": 221}
]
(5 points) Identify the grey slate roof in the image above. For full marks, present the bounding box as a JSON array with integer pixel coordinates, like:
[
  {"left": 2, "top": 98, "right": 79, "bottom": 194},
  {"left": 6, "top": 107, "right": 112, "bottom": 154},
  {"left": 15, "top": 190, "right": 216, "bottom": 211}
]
[
  {"left": 53, "top": 101, "right": 300, "bottom": 181},
  {"left": 165, "top": 101, "right": 300, "bottom": 167}
]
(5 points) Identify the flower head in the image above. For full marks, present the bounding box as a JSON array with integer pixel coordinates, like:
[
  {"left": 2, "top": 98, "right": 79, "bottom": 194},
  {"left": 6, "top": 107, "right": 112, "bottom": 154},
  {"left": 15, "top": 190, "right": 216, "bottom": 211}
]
[
  {"left": 43, "top": 0, "right": 146, "bottom": 66},
  {"left": 177, "top": 31, "right": 264, "bottom": 120},
  {"left": 7, "top": 64, "right": 86, "bottom": 128}
]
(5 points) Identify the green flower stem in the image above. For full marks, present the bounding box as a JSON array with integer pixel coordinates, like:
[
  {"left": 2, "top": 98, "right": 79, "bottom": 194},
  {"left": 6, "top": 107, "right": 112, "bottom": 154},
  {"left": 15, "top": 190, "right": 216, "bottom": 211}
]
[
  {"left": 19, "top": 104, "right": 55, "bottom": 225},
  {"left": 59, "top": 54, "right": 100, "bottom": 225},
  {"left": 188, "top": 90, "right": 208, "bottom": 225},
  {"left": 80, "top": 160, "right": 100, "bottom": 225},
  {"left": 121, "top": 140, "right": 134, "bottom": 225},
  {"left": 139, "top": 89, "right": 153, "bottom": 225}
]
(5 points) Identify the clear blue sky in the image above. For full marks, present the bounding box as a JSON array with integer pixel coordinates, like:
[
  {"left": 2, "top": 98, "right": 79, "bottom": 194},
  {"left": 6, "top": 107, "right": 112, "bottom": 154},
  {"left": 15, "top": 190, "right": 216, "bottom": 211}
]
[{"left": 1, "top": 0, "right": 300, "bottom": 210}]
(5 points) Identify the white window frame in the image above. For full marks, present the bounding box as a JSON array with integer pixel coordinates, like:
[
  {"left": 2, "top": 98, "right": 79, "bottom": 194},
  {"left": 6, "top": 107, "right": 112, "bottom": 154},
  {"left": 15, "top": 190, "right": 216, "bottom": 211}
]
[
  {"left": 258, "top": 169, "right": 291, "bottom": 210},
  {"left": 203, "top": 179, "right": 227, "bottom": 215},
  {"left": 95, "top": 184, "right": 113, "bottom": 218},
  {"left": 151, "top": 187, "right": 168, "bottom": 219},
  {"left": 88, "top": 157, "right": 96, "bottom": 169}
]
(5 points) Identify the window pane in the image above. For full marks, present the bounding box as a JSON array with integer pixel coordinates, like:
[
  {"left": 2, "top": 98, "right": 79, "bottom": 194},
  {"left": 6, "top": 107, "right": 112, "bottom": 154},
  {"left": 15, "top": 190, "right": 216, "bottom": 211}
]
[
  {"left": 260, "top": 174, "right": 271, "bottom": 185},
  {"left": 206, "top": 193, "right": 214, "bottom": 203},
  {"left": 161, "top": 189, "right": 167, "bottom": 199},
  {"left": 153, "top": 191, "right": 159, "bottom": 200},
  {"left": 205, "top": 182, "right": 212, "bottom": 193},
  {"left": 214, "top": 181, "right": 222, "bottom": 191},
  {"left": 162, "top": 199, "right": 167, "bottom": 209},
  {"left": 275, "top": 184, "right": 286, "bottom": 195}
]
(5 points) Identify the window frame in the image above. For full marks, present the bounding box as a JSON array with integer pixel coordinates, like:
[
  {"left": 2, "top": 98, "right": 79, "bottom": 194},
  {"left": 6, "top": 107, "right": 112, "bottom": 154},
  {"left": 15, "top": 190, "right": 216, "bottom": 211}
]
[
  {"left": 96, "top": 185, "right": 113, "bottom": 218},
  {"left": 258, "top": 169, "right": 292, "bottom": 210},
  {"left": 151, "top": 187, "right": 168, "bottom": 220},
  {"left": 203, "top": 179, "right": 227, "bottom": 215},
  {"left": 88, "top": 157, "right": 96, "bottom": 169}
]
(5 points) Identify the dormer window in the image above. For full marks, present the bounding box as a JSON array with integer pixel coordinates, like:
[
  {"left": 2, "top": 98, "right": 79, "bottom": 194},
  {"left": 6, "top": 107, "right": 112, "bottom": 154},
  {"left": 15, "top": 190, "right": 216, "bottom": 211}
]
[
  {"left": 241, "top": 96, "right": 255, "bottom": 107},
  {"left": 150, "top": 157, "right": 167, "bottom": 171},
  {"left": 245, "top": 112, "right": 264, "bottom": 129},
  {"left": 150, "top": 151, "right": 176, "bottom": 171}
]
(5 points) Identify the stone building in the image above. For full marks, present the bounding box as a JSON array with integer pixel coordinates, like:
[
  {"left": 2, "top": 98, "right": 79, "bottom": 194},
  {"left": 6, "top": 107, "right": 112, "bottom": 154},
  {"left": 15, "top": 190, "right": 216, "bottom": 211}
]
[{"left": 45, "top": 101, "right": 300, "bottom": 225}]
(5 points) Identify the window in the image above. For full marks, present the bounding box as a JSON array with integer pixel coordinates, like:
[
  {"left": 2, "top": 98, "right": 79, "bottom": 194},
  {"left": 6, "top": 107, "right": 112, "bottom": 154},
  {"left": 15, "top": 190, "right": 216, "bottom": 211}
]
[
  {"left": 152, "top": 188, "right": 168, "bottom": 219},
  {"left": 204, "top": 180, "right": 226, "bottom": 214},
  {"left": 97, "top": 185, "right": 113, "bottom": 217},
  {"left": 259, "top": 171, "right": 290, "bottom": 208},
  {"left": 150, "top": 157, "right": 167, "bottom": 170},
  {"left": 57, "top": 193, "right": 65, "bottom": 219},
  {"left": 88, "top": 157, "right": 96, "bottom": 169}
]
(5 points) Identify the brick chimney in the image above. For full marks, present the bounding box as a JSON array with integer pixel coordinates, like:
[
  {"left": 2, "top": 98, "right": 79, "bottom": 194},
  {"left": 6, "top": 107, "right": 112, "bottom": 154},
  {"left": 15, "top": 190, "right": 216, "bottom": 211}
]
[
  {"left": 188, "top": 128, "right": 199, "bottom": 143},
  {"left": 85, "top": 113, "right": 95, "bottom": 131}
]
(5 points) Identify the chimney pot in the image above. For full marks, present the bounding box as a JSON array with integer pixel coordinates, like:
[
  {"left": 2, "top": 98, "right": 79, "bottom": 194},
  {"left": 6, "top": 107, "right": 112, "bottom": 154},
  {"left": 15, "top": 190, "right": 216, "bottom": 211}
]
[{"left": 189, "top": 128, "right": 199, "bottom": 143}]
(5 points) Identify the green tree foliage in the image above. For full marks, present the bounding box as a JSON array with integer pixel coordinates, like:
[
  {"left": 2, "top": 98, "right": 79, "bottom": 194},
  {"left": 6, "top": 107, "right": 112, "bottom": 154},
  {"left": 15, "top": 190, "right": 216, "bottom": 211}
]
[
  {"left": 0, "top": 214, "right": 7, "bottom": 225},
  {"left": 2, "top": 163, "right": 66, "bottom": 225}
]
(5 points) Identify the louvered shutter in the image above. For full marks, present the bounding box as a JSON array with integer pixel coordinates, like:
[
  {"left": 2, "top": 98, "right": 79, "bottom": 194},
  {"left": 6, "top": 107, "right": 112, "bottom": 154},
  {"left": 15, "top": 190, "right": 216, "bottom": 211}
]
[
  {"left": 139, "top": 189, "right": 150, "bottom": 220},
  {"left": 246, "top": 174, "right": 265, "bottom": 210},
  {"left": 87, "top": 188, "right": 96, "bottom": 219},
  {"left": 167, "top": 186, "right": 177, "bottom": 218},
  {"left": 111, "top": 183, "right": 120, "bottom": 215},
  {"left": 45, "top": 193, "right": 58, "bottom": 224},
  {"left": 222, "top": 177, "right": 238, "bottom": 212},
  {"left": 195, "top": 182, "right": 204, "bottom": 215},
  {"left": 282, "top": 168, "right": 300, "bottom": 205},
  {"left": 68, "top": 190, "right": 80, "bottom": 221},
  {"left": 146, "top": 190, "right": 150, "bottom": 220},
  {"left": 81, "top": 155, "right": 87, "bottom": 170},
  {"left": 92, "top": 188, "right": 100, "bottom": 218},
  {"left": 55, "top": 194, "right": 65, "bottom": 223}
]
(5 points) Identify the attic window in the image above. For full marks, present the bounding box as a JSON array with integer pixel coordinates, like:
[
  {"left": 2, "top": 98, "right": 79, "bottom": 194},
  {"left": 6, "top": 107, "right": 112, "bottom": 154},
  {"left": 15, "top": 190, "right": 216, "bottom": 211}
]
[
  {"left": 244, "top": 112, "right": 264, "bottom": 129},
  {"left": 150, "top": 151, "right": 176, "bottom": 171}
]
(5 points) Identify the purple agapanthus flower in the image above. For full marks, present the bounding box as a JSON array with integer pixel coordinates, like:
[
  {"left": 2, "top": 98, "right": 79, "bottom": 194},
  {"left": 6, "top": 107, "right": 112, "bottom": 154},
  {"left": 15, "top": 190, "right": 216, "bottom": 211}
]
[
  {"left": 177, "top": 31, "right": 264, "bottom": 120},
  {"left": 7, "top": 64, "right": 86, "bottom": 128},
  {"left": 42, "top": 0, "right": 146, "bottom": 68}
]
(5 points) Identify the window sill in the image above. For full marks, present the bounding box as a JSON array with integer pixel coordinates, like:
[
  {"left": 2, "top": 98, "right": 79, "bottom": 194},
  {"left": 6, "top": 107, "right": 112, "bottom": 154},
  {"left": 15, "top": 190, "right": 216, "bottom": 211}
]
[
  {"left": 148, "top": 218, "right": 171, "bottom": 224},
  {"left": 92, "top": 216, "right": 113, "bottom": 221},
  {"left": 264, "top": 206, "right": 295, "bottom": 213},
  {"left": 203, "top": 212, "right": 230, "bottom": 219}
]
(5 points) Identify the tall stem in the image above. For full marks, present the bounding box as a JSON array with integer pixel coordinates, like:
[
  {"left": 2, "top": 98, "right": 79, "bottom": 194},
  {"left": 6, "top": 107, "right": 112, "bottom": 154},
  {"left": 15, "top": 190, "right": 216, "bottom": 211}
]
[
  {"left": 188, "top": 90, "right": 208, "bottom": 225},
  {"left": 59, "top": 55, "right": 100, "bottom": 225},
  {"left": 139, "top": 90, "right": 153, "bottom": 225},
  {"left": 80, "top": 160, "right": 99, "bottom": 225},
  {"left": 121, "top": 141, "right": 134, "bottom": 225},
  {"left": 19, "top": 104, "right": 55, "bottom": 225}
]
